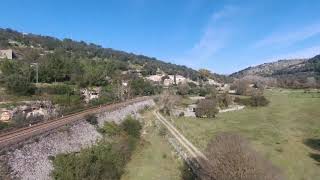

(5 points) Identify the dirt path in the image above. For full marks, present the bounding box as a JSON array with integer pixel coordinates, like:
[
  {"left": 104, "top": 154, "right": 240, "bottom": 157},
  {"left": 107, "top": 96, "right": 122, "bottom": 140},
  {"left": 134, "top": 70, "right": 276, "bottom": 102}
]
[{"left": 153, "top": 110, "right": 207, "bottom": 162}]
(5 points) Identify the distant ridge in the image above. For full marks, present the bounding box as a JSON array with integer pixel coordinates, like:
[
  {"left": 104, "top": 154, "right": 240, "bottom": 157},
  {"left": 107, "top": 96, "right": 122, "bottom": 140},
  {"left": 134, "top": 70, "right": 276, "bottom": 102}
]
[{"left": 230, "top": 59, "right": 307, "bottom": 78}]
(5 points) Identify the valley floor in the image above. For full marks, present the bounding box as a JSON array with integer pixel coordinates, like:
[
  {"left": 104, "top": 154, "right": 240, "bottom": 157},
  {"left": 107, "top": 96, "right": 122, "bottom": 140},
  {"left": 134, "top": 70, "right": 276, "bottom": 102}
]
[
  {"left": 122, "top": 111, "right": 183, "bottom": 180},
  {"left": 171, "top": 89, "right": 320, "bottom": 180}
]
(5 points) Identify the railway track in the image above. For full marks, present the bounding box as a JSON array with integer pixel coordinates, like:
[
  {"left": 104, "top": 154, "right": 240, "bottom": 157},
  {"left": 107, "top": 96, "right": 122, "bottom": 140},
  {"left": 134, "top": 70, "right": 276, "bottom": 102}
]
[{"left": 0, "top": 96, "right": 151, "bottom": 149}]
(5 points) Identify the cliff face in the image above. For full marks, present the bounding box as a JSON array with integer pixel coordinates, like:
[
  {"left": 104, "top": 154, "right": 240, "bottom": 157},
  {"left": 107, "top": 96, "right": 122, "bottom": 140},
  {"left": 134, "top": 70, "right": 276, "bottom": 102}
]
[{"left": 2, "top": 99, "right": 155, "bottom": 180}]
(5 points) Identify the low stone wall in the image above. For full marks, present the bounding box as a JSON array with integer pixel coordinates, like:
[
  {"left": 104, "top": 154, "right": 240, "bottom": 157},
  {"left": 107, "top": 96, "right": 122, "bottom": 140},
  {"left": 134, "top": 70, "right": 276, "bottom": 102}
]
[
  {"left": 97, "top": 99, "right": 155, "bottom": 126},
  {"left": 3, "top": 99, "right": 155, "bottom": 180}
]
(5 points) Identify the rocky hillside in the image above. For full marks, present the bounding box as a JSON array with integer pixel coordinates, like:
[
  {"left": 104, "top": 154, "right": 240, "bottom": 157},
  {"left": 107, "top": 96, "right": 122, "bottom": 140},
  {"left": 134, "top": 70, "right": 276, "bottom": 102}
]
[
  {"left": 273, "top": 55, "right": 320, "bottom": 76},
  {"left": 230, "top": 59, "right": 307, "bottom": 78},
  {"left": 231, "top": 55, "right": 320, "bottom": 88}
]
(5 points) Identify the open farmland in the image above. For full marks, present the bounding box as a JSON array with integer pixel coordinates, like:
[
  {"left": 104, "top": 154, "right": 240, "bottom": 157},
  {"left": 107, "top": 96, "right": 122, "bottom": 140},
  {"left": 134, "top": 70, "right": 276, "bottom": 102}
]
[{"left": 171, "top": 89, "right": 320, "bottom": 180}]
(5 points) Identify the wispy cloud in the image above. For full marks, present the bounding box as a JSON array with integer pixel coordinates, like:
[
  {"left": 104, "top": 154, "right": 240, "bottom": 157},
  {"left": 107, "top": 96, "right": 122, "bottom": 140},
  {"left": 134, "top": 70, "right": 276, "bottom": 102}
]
[
  {"left": 254, "top": 22, "right": 320, "bottom": 48},
  {"left": 211, "top": 5, "right": 236, "bottom": 22},
  {"left": 177, "top": 5, "right": 237, "bottom": 69}
]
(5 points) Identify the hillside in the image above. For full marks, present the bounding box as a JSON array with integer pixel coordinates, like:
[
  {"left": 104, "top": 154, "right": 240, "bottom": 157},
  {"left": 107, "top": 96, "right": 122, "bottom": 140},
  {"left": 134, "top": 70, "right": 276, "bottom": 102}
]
[
  {"left": 231, "top": 56, "right": 320, "bottom": 88},
  {"left": 230, "top": 59, "right": 307, "bottom": 78},
  {"left": 0, "top": 28, "right": 202, "bottom": 80}
]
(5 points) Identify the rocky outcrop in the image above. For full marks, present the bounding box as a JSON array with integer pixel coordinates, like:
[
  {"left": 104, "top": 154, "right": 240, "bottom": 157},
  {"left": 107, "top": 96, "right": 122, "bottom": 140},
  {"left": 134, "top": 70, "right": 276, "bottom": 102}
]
[{"left": 3, "top": 99, "right": 155, "bottom": 180}]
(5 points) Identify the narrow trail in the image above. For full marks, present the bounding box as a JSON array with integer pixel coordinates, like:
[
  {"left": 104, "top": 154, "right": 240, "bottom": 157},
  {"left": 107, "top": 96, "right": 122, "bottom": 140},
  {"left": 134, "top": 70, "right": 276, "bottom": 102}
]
[{"left": 153, "top": 110, "right": 208, "bottom": 162}]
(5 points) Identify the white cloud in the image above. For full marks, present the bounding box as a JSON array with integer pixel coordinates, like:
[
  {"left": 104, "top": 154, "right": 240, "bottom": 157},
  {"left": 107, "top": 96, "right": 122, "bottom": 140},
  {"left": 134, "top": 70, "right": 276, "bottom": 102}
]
[
  {"left": 254, "top": 23, "right": 320, "bottom": 48},
  {"left": 176, "top": 6, "right": 236, "bottom": 69}
]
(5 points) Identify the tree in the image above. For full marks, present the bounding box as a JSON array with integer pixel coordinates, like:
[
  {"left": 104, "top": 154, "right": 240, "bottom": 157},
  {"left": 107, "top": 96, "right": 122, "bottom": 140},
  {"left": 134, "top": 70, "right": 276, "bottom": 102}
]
[
  {"left": 5, "top": 73, "right": 35, "bottom": 95},
  {"left": 232, "top": 79, "right": 250, "bottom": 95},
  {"left": 195, "top": 99, "right": 218, "bottom": 118},
  {"left": 158, "top": 89, "right": 181, "bottom": 116},
  {"left": 130, "top": 78, "right": 155, "bottom": 96},
  {"left": 200, "top": 132, "right": 284, "bottom": 180},
  {"left": 121, "top": 116, "right": 142, "bottom": 138},
  {"left": 199, "top": 69, "right": 211, "bottom": 80},
  {"left": 0, "top": 60, "right": 35, "bottom": 95},
  {"left": 177, "top": 83, "right": 190, "bottom": 96},
  {"left": 218, "top": 92, "right": 232, "bottom": 108}
]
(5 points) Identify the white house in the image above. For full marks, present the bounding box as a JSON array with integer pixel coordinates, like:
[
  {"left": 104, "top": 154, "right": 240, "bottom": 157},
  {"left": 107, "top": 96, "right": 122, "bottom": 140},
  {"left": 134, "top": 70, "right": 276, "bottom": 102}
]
[{"left": 80, "top": 87, "right": 101, "bottom": 103}]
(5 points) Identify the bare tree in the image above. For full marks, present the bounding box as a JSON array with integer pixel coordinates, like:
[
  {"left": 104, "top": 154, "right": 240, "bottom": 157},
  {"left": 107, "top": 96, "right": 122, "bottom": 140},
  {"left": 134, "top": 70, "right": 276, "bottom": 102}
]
[
  {"left": 201, "top": 132, "right": 284, "bottom": 180},
  {"left": 158, "top": 89, "right": 181, "bottom": 115}
]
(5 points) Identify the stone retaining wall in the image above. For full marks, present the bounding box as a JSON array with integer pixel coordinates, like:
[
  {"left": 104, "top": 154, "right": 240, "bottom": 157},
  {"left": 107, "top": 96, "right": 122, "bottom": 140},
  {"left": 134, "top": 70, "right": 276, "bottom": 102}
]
[{"left": 3, "top": 99, "right": 155, "bottom": 180}]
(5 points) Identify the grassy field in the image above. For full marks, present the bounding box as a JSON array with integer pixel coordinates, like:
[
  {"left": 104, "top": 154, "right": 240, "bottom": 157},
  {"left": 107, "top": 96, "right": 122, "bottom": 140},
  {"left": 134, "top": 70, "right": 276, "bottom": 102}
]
[
  {"left": 171, "top": 89, "right": 320, "bottom": 180},
  {"left": 122, "top": 111, "right": 183, "bottom": 180}
]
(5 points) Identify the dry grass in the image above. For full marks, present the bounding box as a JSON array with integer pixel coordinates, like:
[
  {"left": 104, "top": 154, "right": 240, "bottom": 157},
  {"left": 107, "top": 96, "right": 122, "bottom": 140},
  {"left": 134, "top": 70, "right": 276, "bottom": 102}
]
[{"left": 172, "top": 89, "right": 320, "bottom": 180}]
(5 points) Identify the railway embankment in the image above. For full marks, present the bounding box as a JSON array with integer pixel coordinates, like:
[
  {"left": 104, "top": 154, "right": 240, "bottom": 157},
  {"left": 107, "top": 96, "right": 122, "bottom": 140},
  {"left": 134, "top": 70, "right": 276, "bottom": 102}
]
[{"left": 0, "top": 98, "right": 155, "bottom": 180}]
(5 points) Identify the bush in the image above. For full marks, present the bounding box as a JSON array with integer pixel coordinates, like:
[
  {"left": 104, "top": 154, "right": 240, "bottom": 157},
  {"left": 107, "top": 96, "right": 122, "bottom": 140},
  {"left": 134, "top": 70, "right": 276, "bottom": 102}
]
[
  {"left": 201, "top": 132, "right": 284, "bottom": 180},
  {"left": 158, "top": 126, "right": 167, "bottom": 137},
  {"left": 121, "top": 116, "right": 142, "bottom": 138},
  {"left": 195, "top": 99, "right": 218, "bottom": 118},
  {"left": 130, "top": 78, "right": 157, "bottom": 96},
  {"left": 0, "top": 122, "right": 9, "bottom": 130},
  {"left": 51, "top": 136, "right": 135, "bottom": 180},
  {"left": 40, "top": 84, "right": 73, "bottom": 95},
  {"left": 85, "top": 114, "right": 98, "bottom": 125},
  {"left": 98, "top": 122, "right": 121, "bottom": 136},
  {"left": 177, "top": 83, "right": 190, "bottom": 96},
  {"left": 179, "top": 112, "right": 185, "bottom": 117},
  {"left": 251, "top": 95, "right": 270, "bottom": 106},
  {"left": 51, "top": 117, "right": 142, "bottom": 180},
  {"left": 218, "top": 92, "right": 232, "bottom": 108},
  {"left": 235, "top": 95, "right": 269, "bottom": 107}
]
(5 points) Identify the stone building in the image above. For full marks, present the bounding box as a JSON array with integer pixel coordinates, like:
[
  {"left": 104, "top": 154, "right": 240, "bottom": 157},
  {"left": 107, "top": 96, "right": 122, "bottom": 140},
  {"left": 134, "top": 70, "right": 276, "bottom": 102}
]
[
  {"left": 0, "top": 49, "right": 13, "bottom": 59},
  {"left": 80, "top": 87, "right": 101, "bottom": 103},
  {"left": 0, "top": 109, "right": 12, "bottom": 122}
]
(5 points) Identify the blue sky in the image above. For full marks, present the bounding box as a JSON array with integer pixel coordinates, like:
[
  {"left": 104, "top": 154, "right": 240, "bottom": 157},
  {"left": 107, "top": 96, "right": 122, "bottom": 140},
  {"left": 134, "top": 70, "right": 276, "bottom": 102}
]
[{"left": 1, "top": 0, "right": 320, "bottom": 74}]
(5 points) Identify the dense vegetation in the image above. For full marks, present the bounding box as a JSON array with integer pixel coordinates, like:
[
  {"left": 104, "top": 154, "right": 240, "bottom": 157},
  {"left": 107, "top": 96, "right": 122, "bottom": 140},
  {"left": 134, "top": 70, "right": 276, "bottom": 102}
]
[
  {"left": 0, "top": 28, "right": 202, "bottom": 80},
  {"left": 51, "top": 116, "right": 141, "bottom": 180}
]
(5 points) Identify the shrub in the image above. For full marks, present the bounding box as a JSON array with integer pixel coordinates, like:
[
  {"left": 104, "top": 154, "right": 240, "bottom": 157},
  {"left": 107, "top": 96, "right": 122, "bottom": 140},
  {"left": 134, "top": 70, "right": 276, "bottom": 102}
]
[
  {"left": 0, "top": 122, "right": 9, "bottom": 130},
  {"left": 218, "top": 92, "right": 232, "bottom": 108},
  {"left": 201, "top": 132, "right": 284, "bottom": 180},
  {"left": 250, "top": 95, "right": 270, "bottom": 106},
  {"left": 85, "top": 114, "right": 98, "bottom": 125},
  {"left": 51, "top": 136, "right": 136, "bottom": 180},
  {"left": 235, "top": 95, "right": 269, "bottom": 107},
  {"left": 98, "top": 122, "right": 121, "bottom": 136},
  {"left": 195, "top": 99, "right": 218, "bottom": 118},
  {"left": 40, "top": 84, "right": 73, "bottom": 95},
  {"left": 121, "top": 116, "right": 142, "bottom": 138},
  {"left": 51, "top": 118, "right": 142, "bottom": 180},
  {"left": 179, "top": 112, "right": 185, "bottom": 117},
  {"left": 158, "top": 126, "right": 167, "bottom": 137},
  {"left": 232, "top": 79, "right": 251, "bottom": 95},
  {"left": 158, "top": 90, "right": 181, "bottom": 116},
  {"left": 177, "top": 83, "right": 190, "bottom": 96}
]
